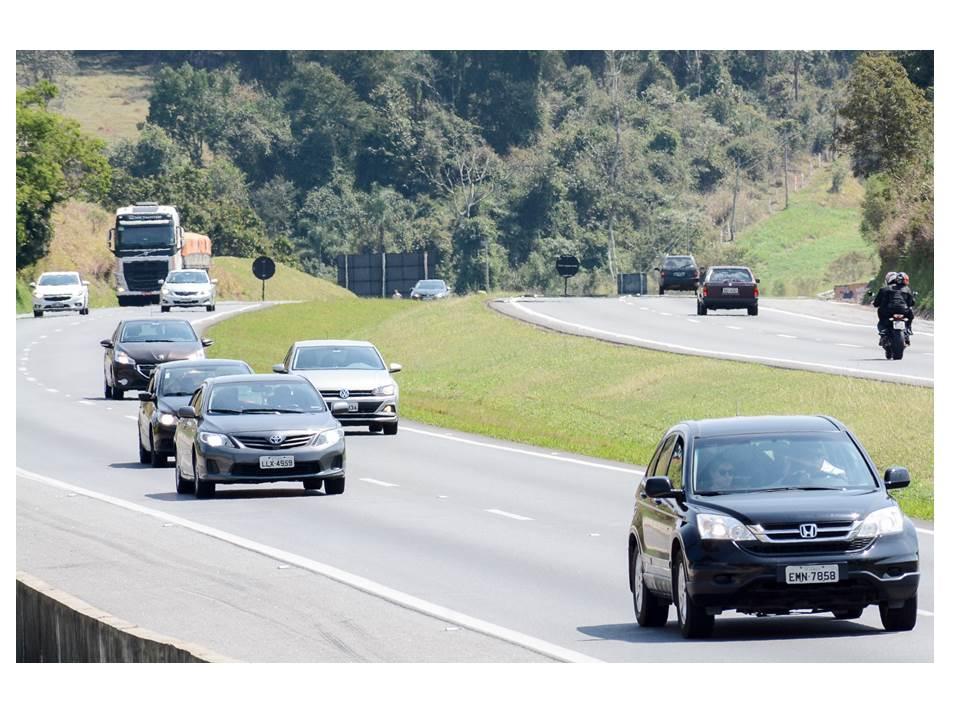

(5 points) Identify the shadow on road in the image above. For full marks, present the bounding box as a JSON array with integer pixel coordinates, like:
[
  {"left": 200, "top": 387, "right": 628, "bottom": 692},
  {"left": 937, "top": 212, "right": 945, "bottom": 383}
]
[
  {"left": 109, "top": 462, "right": 150, "bottom": 470},
  {"left": 145, "top": 488, "right": 332, "bottom": 502}
]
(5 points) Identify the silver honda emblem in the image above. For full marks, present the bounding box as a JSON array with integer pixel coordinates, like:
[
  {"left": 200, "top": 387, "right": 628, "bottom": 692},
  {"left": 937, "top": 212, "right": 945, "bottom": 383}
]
[
  {"left": 269, "top": 434, "right": 284, "bottom": 445},
  {"left": 339, "top": 389, "right": 350, "bottom": 399},
  {"left": 799, "top": 523, "right": 818, "bottom": 539}
]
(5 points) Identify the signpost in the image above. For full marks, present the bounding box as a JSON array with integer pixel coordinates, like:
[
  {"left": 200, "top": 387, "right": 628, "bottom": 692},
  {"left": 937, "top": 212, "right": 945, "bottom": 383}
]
[
  {"left": 555, "top": 255, "right": 580, "bottom": 296},
  {"left": 252, "top": 256, "right": 276, "bottom": 301}
]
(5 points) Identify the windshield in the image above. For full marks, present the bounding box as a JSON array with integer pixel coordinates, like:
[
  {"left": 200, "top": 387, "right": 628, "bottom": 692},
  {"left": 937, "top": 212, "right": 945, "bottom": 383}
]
[
  {"left": 38, "top": 274, "right": 80, "bottom": 286},
  {"left": 120, "top": 321, "right": 198, "bottom": 343},
  {"left": 208, "top": 381, "right": 327, "bottom": 414},
  {"left": 708, "top": 268, "right": 753, "bottom": 283},
  {"left": 117, "top": 223, "right": 176, "bottom": 251},
  {"left": 167, "top": 271, "right": 209, "bottom": 284},
  {"left": 693, "top": 433, "right": 878, "bottom": 495},
  {"left": 159, "top": 364, "right": 250, "bottom": 397},
  {"left": 664, "top": 257, "right": 694, "bottom": 269},
  {"left": 293, "top": 346, "right": 385, "bottom": 371},
  {"left": 416, "top": 280, "right": 445, "bottom": 290}
]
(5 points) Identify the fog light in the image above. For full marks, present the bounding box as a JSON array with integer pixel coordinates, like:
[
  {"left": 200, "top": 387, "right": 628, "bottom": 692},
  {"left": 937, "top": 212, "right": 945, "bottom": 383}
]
[
  {"left": 119, "top": 378, "right": 129, "bottom": 386},
  {"left": 384, "top": 405, "right": 394, "bottom": 413}
]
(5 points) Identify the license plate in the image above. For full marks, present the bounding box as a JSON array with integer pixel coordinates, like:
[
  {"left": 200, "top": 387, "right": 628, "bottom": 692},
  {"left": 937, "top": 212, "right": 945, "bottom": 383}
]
[
  {"left": 892, "top": 320, "right": 906, "bottom": 330},
  {"left": 785, "top": 564, "right": 839, "bottom": 584},
  {"left": 722, "top": 287, "right": 739, "bottom": 295},
  {"left": 259, "top": 455, "right": 294, "bottom": 469},
  {"left": 348, "top": 402, "right": 359, "bottom": 412}
]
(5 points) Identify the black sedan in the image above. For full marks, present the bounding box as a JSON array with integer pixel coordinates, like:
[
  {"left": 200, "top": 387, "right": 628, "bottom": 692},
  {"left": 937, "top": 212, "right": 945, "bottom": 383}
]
[
  {"left": 628, "top": 415, "right": 919, "bottom": 638},
  {"left": 173, "top": 375, "right": 349, "bottom": 498},
  {"left": 696, "top": 266, "right": 759, "bottom": 316},
  {"left": 410, "top": 279, "right": 450, "bottom": 300},
  {"left": 101, "top": 319, "right": 213, "bottom": 399},
  {"left": 654, "top": 255, "right": 700, "bottom": 294},
  {"left": 137, "top": 359, "right": 253, "bottom": 467}
]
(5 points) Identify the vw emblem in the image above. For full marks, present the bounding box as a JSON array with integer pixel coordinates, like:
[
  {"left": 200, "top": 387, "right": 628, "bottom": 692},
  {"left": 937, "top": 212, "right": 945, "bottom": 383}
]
[
  {"left": 799, "top": 523, "right": 818, "bottom": 539},
  {"left": 269, "top": 434, "right": 284, "bottom": 445},
  {"left": 339, "top": 389, "right": 350, "bottom": 399},
  {"left": 157, "top": 354, "right": 165, "bottom": 361}
]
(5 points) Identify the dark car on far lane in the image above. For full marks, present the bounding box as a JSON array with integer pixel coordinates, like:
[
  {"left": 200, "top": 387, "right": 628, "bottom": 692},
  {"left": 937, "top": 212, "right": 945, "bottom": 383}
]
[
  {"left": 410, "top": 278, "right": 450, "bottom": 300},
  {"left": 655, "top": 255, "right": 700, "bottom": 294},
  {"left": 628, "top": 415, "right": 919, "bottom": 639},
  {"left": 101, "top": 319, "right": 214, "bottom": 399},
  {"left": 696, "top": 265, "right": 759, "bottom": 316},
  {"left": 137, "top": 359, "right": 253, "bottom": 467}
]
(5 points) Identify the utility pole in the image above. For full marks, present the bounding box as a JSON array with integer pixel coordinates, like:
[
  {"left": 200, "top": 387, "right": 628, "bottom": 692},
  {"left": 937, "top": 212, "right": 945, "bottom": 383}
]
[
  {"left": 484, "top": 236, "right": 490, "bottom": 292},
  {"left": 730, "top": 163, "right": 741, "bottom": 242},
  {"left": 783, "top": 144, "right": 790, "bottom": 209}
]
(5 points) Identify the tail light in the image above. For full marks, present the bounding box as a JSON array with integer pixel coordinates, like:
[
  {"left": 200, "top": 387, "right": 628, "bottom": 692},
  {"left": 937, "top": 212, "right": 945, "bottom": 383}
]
[
  {"left": 702, "top": 287, "right": 708, "bottom": 297},
  {"left": 754, "top": 287, "right": 759, "bottom": 298},
  {"left": 892, "top": 313, "right": 904, "bottom": 320},
  {"left": 660, "top": 271, "right": 666, "bottom": 278}
]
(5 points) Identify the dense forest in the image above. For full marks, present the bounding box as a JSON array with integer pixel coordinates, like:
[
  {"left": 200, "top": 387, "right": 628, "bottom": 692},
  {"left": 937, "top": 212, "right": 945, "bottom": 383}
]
[{"left": 16, "top": 50, "right": 934, "bottom": 298}]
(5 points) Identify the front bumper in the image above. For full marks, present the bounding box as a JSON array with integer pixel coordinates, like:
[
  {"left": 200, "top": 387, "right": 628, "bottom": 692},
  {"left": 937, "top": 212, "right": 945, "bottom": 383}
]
[
  {"left": 197, "top": 440, "right": 346, "bottom": 484},
  {"left": 326, "top": 396, "right": 399, "bottom": 426},
  {"left": 152, "top": 420, "right": 177, "bottom": 453},
  {"left": 160, "top": 294, "right": 212, "bottom": 307},
  {"left": 701, "top": 297, "right": 758, "bottom": 310},
  {"left": 34, "top": 296, "right": 85, "bottom": 311},
  {"left": 111, "top": 362, "right": 153, "bottom": 392},
  {"left": 683, "top": 530, "right": 920, "bottom": 612}
]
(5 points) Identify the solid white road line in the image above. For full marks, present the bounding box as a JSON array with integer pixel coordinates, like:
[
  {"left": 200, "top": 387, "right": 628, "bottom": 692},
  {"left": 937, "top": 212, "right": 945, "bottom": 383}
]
[
  {"left": 916, "top": 527, "right": 934, "bottom": 536},
  {"left": 78, "top": 400, "right": 94, "bottom": 406},
  {"left": 485, "top": 509, "right": 533, "bottom": 521},
  {"left": 726, "top": 325, "right": 742, "bottom": 330},
  {"left": 918, "top": 610, "right": 935, "bottom": 617},
  {"left": 399, "top": 426, "right": 645, "bottom": 477},
  {"left": 359, "top": 477, "right": 398, "bottom": 487},
  {"left": 687, "top": 319, "right": 700, "bottom": 324},
  {"left": 125, "top": 415, "right": 138, "bottom": 421},
  {"left": 776, "top": 334, "right": 797, "bottom": 339},
  {"left": 16, "top": 467, "right": 600, "bottom": 663},
  {"left": 837, "top": 343, "right": 861, "bottom": 348}
]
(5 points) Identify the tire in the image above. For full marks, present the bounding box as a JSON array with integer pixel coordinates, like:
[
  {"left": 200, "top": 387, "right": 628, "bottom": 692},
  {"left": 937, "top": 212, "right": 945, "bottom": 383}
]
[
  {"left": 748, "top": 305, "right": 758, "bottom": 316},
  {"left": 104, "top": 378, "right": 112, "bottom": 400},
  {"left": 193, "top": 453, "right": 215, "bottom": 498},
  {"left": 34, "top": 310, "right": 43, "bottom": 318},
  {"left": 150, "top": 433, "right": 166, "bottom": 468},
  {"left": 118, "top": 297, "right": 132, "bottom": 308},
  {"left": 832, "top": 607, "right": 864, "bottom": 620},
  {"left": 303, "top": 479, "right": 324, "bottom": 491},
  {"left": 383, "top": 422, "right": 399, "bottom": 436},
  {"left": 697, "top": 300, "right": 706, "bottom": 316},
  {"left": 880, "top": 595, "right": 917, "bottom": 632},
  {"left": 890, "top": 330, "right": 905, "bottom": 360},
  {"left": 175, "top": 461, "right": 195, "bottom": 495},
  {"left": 658, "top": 286, "right": 665, "bottom": 296},
  {"left": 138, "top": 429, "right": 150, "bottom": 464},
  {"left": 884, "top": 346, "right": 893, "bottom": 360},
  {"left": 324, "top": 474, "right": 346, "bottom": 495},
  {"left": 673, "top": 554, "right": 714, "bottom": 639},
  {"left": 111, "top": 384, "right": 124, "bottom": 400},
  {"left": 368, "top": 423, "right": 382, "bottom": 433},
  {"left": 206, "top": 305, "right": 215, "bottom": 312},
  {"left": 632, "top": 544, "right": 669, "bottom": 627},
  {"left": 160, "top": 305, "right": 170, "bottom": 313}
]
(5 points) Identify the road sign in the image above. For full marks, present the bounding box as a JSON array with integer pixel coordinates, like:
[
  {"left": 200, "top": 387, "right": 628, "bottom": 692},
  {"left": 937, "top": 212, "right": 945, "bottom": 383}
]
[
  {"left": 555, "top": 255, "right": 580, "bottom": 279},
  {"left": 252, "top": 256, "right": 276, "bottom": 281}
]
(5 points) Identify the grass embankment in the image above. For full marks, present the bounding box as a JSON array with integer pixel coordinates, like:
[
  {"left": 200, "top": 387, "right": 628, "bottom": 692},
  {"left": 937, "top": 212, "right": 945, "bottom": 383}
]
[
  {"left": 735, "top": 165, "right": 878, "bottom": 297},
  {"left": 209, "top": 295, "right": 933, "bottom": 519},
  {"left": 210, "top": 257, "right": 353, "bottom": 302},
  {"left": 51, "top": 63, "right": 152, "bottom": 146}
]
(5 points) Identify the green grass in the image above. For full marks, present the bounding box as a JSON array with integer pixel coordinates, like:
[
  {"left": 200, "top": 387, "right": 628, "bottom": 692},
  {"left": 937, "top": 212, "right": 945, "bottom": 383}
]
[
  {"left": 208, "top": 295, "right": 934, "bottom": 519},
  {"left": 210, "top": 257, "right": 354, "bottom": 302},
  {"left": 51, "top": 69, "right": 152, "bottom": 147},
  {"left": 736, "top": 165, "right": 878, "bottom": 296}
]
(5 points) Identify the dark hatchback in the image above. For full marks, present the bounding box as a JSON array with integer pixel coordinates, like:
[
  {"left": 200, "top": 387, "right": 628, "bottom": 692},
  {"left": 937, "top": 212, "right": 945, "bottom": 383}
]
[
  {"left": 628, "top": 416, "right": 919, "bottom": 638},
  {"left": 173, "top": 374, "right": 348, "bottom": 498},
  {"left": 697, "top": 265, "right": 759, "bottom": 316},
  {"left": 137, "top": 359, "right": 253, "bottom": 467},
  {"left": 101, "top": 319, "right": 213, "bottom": 399},
  {"left": 655, "top": 255, "right": 700, "bottom": 294}
]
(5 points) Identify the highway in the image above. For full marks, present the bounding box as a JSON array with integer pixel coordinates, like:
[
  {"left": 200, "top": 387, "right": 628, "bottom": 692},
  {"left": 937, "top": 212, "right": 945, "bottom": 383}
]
[
  {"left": 16, "top": 303, "right": 934, "bottom": 661},
  {"left": 494, "top": 295, "right": 934, "bottom": 386}
]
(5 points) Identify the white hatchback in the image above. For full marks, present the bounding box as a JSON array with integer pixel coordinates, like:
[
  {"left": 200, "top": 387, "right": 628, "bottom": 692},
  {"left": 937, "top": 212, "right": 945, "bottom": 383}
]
[
  {"left": 31, "top": 271, "right": 89, "bottom": 317},
  {"left": 159, "top": 269, "right": 217, "bottom": 312}
]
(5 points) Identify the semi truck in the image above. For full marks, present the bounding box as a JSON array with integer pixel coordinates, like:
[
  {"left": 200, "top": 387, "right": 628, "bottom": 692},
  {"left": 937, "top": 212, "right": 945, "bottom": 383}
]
[{"left": 109, "top": 202, "right": 184, "bottom": 306}]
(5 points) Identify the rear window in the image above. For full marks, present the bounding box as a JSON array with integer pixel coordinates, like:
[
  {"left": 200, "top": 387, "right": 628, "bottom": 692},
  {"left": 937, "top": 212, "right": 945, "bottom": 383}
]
[
  {"left": 708, "top": 268, "right": 753, "bottom": 283},
  {"left": 663, "top": 257, "right": 695, "bottom": 269}
]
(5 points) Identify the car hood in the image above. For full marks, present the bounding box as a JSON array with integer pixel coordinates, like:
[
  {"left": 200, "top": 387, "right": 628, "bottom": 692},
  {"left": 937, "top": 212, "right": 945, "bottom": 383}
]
[
  {"left": 157, "top": 396, "right": 193, "bottom": 414},
  {"left": 164, "top": 283, "right": 212, "bottom": 292},
  {"left": 118, "top": 342, "right": 203, "bottom": 363},
  {"left": 36, "top": 284, "right": 84, "bottom": 296},
  {"left": 202, "top": 412, "right": 340, "bottom": 435},
  {"left": 292, "top": 369, "right": 394, "bottom": 392},
  {"left": 693, "top": 488, "right": 891, "bottom": 526}
]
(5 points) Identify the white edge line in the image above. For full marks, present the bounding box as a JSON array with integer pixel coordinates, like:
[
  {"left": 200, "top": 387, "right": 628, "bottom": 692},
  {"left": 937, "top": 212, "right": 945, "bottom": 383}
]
[
  {"left": 507, "top": 300, "right": 934, "bottom": 384},
  {"left": 918, "top": 610, "right": 935, "bottom": 617},
  {"left": 16, "top": 467, "right": 600, "bottom": 664},
  {"left": 124, "top": 415, "right": 138, "bottom": 421},
  {"left": 399, "top": 426, "right": 645, "bottom": 476},
  {"left": 485, "top": 509, "right": 534, "bottom": 521},
  {"left": 916, "top": 527, "right": 934, "bottom": 536},
  {"left": 763, "top": 305, "right": 934, "bottom": 337}
]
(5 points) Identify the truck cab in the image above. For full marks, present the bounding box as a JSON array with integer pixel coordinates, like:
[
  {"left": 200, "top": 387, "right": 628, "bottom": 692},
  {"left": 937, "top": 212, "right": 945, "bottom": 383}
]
[{"left": 109, "top": 202, "right": 183, "bottom": 306}]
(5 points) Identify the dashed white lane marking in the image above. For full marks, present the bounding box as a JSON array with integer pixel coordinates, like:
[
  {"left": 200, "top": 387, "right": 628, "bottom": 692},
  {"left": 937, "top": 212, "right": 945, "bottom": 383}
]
[
  {"left": 726, "top": 325, "right": 742, "bottom": 330},
  {"left": 54, "top": 329, "right": 62, "bottom": 333},
  {"left": 400, "top": 427, "right": 645, "bottom": 477},
  {"left": 485, "top": 509, "right": 533, "bottom": 521},
  {"left": 924, "top": 353, "right": 934, "bottom": 356},
  {"left": 777, "top": 334, "right": 797, "bottom": 339},
  {"left": 687, "top": 319, "right": 700, "bottom": 323},
  {"left": 359, "top": 477, "right": 397, "bottom": 487},
  {"left": 78, "top": 400, "right": 94, "bottom": 406},
  {"left": 26, "top": 377, "right": 37, "bottom": 383},
  {"left": 46, "top": 388, "right": 58, "bottom": 393},
  {"left": 125, "top": 415, "right": 138, "bottom": 421},
  {"left": 19, "top": 367, "right": 27, "bottom": 372},
  {"left": 16, "top": 467, "right": 600, "bottom": 664},
  {"left": 658, "top": 312, "right": 672, "bottom": 317},
  {"left": 763, "top": 306, "right": 934, "bottom": 337},
  {"left": 638, "top": 307, "right": 649, "bottom": 311},
  {"left": 916, "top": 528, "right": 934, "bottom": 536},
  {"left": 625, "top": 302, "right": 634, "bottom": 306},
  {"left": 72, "top": 322, "right": 81, "bottom": 326},
  {"left": 837, "top": 343, "right": 861, "bottom": 348}
]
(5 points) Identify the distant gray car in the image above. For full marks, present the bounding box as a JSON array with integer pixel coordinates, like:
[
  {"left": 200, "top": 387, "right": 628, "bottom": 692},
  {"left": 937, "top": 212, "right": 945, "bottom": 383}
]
[
  {"left": 274, "top": 339, "right": 401, "bottom": 435},
  {"left": 410, "top": 279, "right": 450, "bottom": 300}
]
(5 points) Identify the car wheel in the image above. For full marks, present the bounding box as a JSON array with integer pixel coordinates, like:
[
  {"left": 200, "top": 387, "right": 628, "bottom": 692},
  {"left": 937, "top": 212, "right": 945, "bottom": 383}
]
[
  {"left": 832, "top": 608, "right": 864, "bottom": 620},
  {"left": 748, "top": 305, "right": 758, "bottom": 316},
  {"left": 160, "top": 305, "right": 170, "bottom": 313},
  {"left": 369, "top": 423, "right": 382, "bottom": 433},
  {"left": 104, "top": 378, "right": 112, "bottom": 400},
  {"left": 150, "top": 433, "right": 166, "bottom": 468},
  {"left": 673, "top": 554, "right": 714, "bottom": 639},
  {"left": 658, "top": 286, "right": 664, "bottom": 296},
  {"left": 111, "top": 384, "right": 124, "bottom": 400},
  {"left": 34, "top": 310, "right": 43, "bottom": 318},
  {"left": 324, "top": 474, "right": 346, "bottom": 495},
  {"left": 175, "top": 460, "right": 194, "bottom": 495},
  {"left": 885, "top": 346, "right": 893, "bottom": 359},
  {"left": 880, "top": 595, "right": 917, "bottom": 632},
  {"left": 383, "top": 422, "right": 399, "bottom": 436},
  {"left": 696, "top": 300, "right": 706, "bottom": 316},
  {"left": 193, "top": 453, "right": 215, "bottom": 499},
  {"left": 138, "top": 428, "right": 150, "bottom": 464},
  {"left": 303, "top": 479, "right": 324, "bottom": 491},
  {"left": 206, "top": 304, "right": 215, "bottom": 312},
  {"left": 632, "top": 544, "right": 669, "bottom": 627}
]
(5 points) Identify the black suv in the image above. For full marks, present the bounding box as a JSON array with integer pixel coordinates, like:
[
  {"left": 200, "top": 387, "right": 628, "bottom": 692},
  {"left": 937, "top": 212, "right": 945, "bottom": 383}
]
[
  {"left": 628, "top": 415, "right": 919, "bottom": 638},
  {"left": 655, "top": 255, "right": 700, "bottom": 294}
]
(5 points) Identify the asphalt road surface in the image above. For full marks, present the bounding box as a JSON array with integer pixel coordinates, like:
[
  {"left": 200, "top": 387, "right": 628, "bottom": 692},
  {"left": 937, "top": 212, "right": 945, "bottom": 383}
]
[
  {"left": 494, "top": 295, "right": 934, "bottom": 387},
  {"left": 16, "top": 303, "right": 934, "bottom": 661}
]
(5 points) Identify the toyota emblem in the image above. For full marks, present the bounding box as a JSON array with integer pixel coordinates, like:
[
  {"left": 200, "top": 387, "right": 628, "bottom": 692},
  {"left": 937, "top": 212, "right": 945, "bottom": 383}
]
[
  {"left": 799, "top": 523, "right": 818, "bottom": 539},
  {"left": 339, "top": 389, "right": 350, "bottom": 399},
  {"left": 269, "top": 434, "right": 284, "bottom": 445}
]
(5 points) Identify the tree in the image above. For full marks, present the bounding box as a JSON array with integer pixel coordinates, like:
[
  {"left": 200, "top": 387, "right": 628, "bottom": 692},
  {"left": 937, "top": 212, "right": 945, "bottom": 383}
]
[
  {"left": 16, "top": 51, "right": 76, "bottom": 87},
  {"left": 147, "top": 64, "right": 224, "bottom": 166},
  {"left": 17, "top": 82, "right": 110, "bottom": 267}
]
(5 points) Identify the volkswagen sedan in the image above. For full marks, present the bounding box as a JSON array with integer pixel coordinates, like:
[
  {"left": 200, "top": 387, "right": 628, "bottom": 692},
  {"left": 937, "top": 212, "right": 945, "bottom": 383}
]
[{"left": 696, "top": 265, "right": 759, "bottom": 316}]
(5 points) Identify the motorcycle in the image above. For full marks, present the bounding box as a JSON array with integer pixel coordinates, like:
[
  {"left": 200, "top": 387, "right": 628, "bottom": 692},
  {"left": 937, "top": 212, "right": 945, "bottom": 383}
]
[{"left": 879, "top": 312, "right": 909, "bottom": 360}]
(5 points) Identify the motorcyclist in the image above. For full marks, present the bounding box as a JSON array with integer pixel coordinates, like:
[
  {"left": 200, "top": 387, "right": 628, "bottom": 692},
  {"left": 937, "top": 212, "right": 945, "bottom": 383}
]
[{"left": 873, "top": 271, "right": 915, "bottom": 345}]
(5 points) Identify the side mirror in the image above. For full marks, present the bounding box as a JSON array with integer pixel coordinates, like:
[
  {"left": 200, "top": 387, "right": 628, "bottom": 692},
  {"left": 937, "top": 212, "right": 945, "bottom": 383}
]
[
  {"left": 653, "top": 267, "right": 661, "bottom": 272},
  {"left": 331, "top": 401, "right": 349, "bottom": 412},
  {"left": 177, "top": 407, "right": 197, "bottom": 420},
  {"left": 100, "top": 339, "right": 114, "bottom": 349},
  {"left": 158, "top": 279, "right": 165, "bottom": 285},
  {"left": 82, "top": 281, "right": 90, "bottom": 286},
  {"left": 211, "top": 278, "right": 219, "bottom": 284},
  {"left": 643, "top": 475, "right": 683, "bottom": 501},
  {"left": 272, "top": 363, "right": 288, "bottom": 374},
  {"left": 201, "top": 338, "right": 214, "bottom": 347},
  {"left": 138, "top": 392, "right": 153, "bottom": 402},
  {"left": 389, "top": 363, "right": 402, "bottom": 373},
  {"left": 754, "top": 278, "right": 760, "bottom": 284},
  {"left": 29, "top": 282, "right": 37, "bottom": 288},
  {"left": 884, "top": 467, "right": 911, "bottom": 490}
]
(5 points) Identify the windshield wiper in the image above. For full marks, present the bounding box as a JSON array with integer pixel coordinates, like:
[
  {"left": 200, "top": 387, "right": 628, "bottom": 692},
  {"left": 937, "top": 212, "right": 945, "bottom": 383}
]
[
  {"left": 240, "top": 408, "right": 305, "bottom": 414},
  {"left": 162, "top": 392, "right": 195, "bottom": 397},
  {"left": 209, "top": 408, "right": 242, "bottom": 414},
  {"left": 755, "top": 486, "right": 840, "bottom": 493}
]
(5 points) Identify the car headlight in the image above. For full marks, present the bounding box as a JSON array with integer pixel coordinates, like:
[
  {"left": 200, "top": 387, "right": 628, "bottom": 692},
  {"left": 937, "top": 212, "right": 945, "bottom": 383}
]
[
  {"left": 313, "top": 428, "right": 344, "bottom": 449},
  {"left": 856, "top": 506, "right": 904, "bottom": 538},
  {"left": 115, "top": 350, "right": 136, "bottom": 365},
  {"left": 199, "top": 432, "right": 231, "bottom": 448},
  {"left": 158, "top": 413, "right": 177, "bottom": 426},
  {"left": 33, "top": 291, "right": 44, "bottom": 299},
  {"left": 161, "top": 286, "right": 171, "bottom": 295},
  {"left": 411, "top": 292, "right": 421, "bottom": 298},
  {"left": 696, "top": 513, "right": 757, "bottom": 541},
  {"left": 373, "top": 383, "right": 397, "bottom": 396}
]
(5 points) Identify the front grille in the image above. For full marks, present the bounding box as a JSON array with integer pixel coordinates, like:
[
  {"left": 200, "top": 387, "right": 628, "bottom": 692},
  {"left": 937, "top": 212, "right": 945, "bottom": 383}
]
[
  {"left": 122, "top": 261, "right": 169, "bottom": 291},
  {"left": 136, "top": 363, "right": 157, "bottom": 378},
  {"left": 175, "top": 291, "right": 199, "bottom": 296},
  {"left": 320, "top": 390, "right": 375, "bottom": 398},
  {"left": 739, "top": 537, "right": 874, "bottom": 556},
  {"left": 751, "top": 520, "right": 856, "bottom": 543},
  {"left": 232, "top": 433, "right": 316, "bottom": 450},
  {"left": 230, "top": 461, "right": 321, "bottom": 477},
  {"left": 44, "top": 295, "right": 72, "bottom": 301}
]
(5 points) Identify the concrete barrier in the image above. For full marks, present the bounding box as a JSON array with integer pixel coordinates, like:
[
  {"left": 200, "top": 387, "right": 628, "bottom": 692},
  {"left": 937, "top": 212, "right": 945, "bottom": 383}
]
[{"left": 16, "top": 572, "right": 231, "bottom": 662}]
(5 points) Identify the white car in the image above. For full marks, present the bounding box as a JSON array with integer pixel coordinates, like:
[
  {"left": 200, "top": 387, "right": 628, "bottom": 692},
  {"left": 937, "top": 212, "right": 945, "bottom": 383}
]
[
  {"left": 159, "top": 269, "right": 217, "bottom": 312},
  {"left": 31, "top": 271, "right": 89, "bottom": 317}
]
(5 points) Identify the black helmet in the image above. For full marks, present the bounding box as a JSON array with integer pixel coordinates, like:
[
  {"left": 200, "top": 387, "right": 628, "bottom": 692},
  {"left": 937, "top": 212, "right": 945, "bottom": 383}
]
[{"left": 895, "top": 272, "right": 906, "bottom": 286}]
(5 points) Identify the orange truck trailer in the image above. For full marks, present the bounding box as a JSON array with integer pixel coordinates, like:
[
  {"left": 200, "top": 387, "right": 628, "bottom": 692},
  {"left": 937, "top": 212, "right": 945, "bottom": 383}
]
[{"left": 181, "top": 232, "right": 212, "bottom": 270}]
